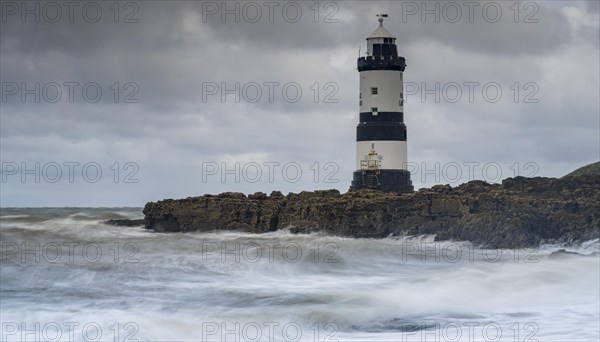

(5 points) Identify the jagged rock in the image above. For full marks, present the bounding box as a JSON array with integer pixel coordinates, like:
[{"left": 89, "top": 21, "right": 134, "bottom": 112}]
[
  {"left": 248, "top": 192, "right": 268, "bottom": 200},
  {"left": 269, "top": 191, "right": 284, "bottom": 198},
  {"left": 103, "top": 219, "right": 145, "bottom": 227},
  {"left": 142, "top": 174, "right": 600, "bottom": 248}
]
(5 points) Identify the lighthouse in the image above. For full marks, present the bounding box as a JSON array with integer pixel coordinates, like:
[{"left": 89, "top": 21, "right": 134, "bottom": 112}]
[{"left": 350, "top": 14, "right": 414, "bottom": 193}]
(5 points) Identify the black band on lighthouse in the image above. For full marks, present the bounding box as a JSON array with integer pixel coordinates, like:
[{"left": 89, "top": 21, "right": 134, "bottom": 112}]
[
  {"left": 359, "top": 112, "right": 404, "bottom": 123},
  {"left": 351, "top": 170, "right": 414, "bottom": 193},
  {"left": 357, "top": 56, "right": 406, "bottom": 72},
  {"left": 357, "top": 123, "right": 406, "bottom": 141}
]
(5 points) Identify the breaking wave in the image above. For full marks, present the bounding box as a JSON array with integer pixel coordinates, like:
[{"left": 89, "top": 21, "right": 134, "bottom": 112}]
[{"left": 1, "top": 208, "right": 598, "bottom": 341}]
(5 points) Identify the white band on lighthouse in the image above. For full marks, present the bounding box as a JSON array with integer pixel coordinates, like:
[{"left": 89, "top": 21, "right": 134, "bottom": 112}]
[{"left": 360, "top": 70, "right": 404, "bottom": 114}]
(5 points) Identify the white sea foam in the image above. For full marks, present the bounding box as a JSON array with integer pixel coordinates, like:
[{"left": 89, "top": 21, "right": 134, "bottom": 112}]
[{"left": 1, "top": 208, "right": 598, "bottom": 341}]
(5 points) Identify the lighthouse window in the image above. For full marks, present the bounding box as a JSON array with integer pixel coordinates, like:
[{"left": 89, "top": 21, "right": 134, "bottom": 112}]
[
  {"left": 373, "top": 44, "right": 381, "bottom": 56},
  {"left": 371, "top": 87, "right": 378, "bottom": 95},
  {"left": 381, "top": 44, "right": 391, "bottom": 55},
  {"left": 371, "top": 107, "right": 378, "bottom": 116}
]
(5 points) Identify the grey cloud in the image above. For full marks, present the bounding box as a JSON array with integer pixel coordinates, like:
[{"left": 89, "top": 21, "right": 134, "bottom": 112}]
[{"left": 0, "top": 0, "right": 598, "bottom": 206}]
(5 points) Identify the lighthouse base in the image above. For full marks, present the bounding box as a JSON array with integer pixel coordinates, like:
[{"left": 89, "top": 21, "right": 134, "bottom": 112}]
[{"left": 350, "top": 169, "right": 414, "bottom": 193}]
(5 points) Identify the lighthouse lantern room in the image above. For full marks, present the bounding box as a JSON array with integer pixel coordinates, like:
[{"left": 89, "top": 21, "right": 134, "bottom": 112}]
[{"left": 350, "top": 14, "right": 414, "bottom": 193}]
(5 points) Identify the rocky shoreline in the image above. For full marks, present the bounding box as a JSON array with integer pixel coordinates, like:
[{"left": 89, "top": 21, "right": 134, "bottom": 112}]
[{"left": 136, "top": 174, "right": 599, "bottom": 248}]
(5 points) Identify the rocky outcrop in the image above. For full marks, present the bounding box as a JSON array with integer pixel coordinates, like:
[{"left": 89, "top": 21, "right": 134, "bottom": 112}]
[
  {"left": 142, "top": 175, "right": 600, "bottom": 248},
  {"left": 103, "top": 219, "right": 145, "bottom": 227}
]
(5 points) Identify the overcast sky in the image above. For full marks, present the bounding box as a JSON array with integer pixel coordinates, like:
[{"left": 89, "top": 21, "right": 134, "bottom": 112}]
[{"left": 1, "top": 0, "right": 598, "bottom": 207}]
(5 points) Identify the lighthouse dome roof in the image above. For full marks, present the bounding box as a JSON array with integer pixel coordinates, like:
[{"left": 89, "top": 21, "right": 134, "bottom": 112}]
[{"left": 368, "top": 22, "right": 395, "bottom": 39}]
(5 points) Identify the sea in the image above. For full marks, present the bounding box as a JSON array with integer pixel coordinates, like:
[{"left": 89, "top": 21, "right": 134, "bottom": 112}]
[{"left": 1, "top": 208, "right": 598, "bottom": 342}]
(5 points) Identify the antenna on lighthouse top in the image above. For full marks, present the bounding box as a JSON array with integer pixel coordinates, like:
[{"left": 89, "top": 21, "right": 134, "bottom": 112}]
[{"left": 377, "top": 13, "right": 388, "bottom": 25}]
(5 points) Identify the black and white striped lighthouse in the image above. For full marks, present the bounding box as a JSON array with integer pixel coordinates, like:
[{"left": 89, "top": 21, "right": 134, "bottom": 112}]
[{"left": 350, "top": 14, "right": 414, "bottom": 193}]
